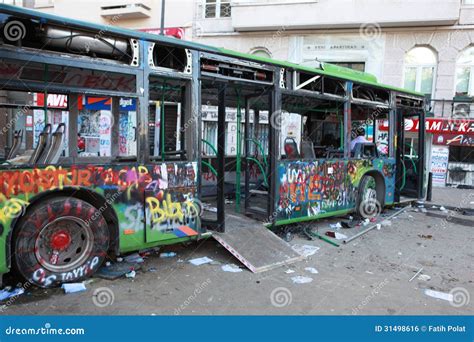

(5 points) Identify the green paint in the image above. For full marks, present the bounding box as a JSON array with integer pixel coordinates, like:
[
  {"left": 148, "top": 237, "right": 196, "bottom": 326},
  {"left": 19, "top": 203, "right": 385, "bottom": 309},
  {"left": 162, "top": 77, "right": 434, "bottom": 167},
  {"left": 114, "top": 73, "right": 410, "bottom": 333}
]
[
  {"left": 252, "top": 138, "right": 267, "bottom": 167},
  {"left": 201, "top": 139, "right": 218, "bottom": 155},
  {"left": 202, "top": 160, "right": 217, "bottom": 176}
]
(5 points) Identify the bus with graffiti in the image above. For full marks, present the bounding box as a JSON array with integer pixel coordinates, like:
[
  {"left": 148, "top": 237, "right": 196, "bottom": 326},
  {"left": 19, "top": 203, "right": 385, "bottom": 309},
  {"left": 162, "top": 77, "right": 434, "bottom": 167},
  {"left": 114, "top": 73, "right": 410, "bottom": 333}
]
[{"left": 0, "top": 4, "right": 425, "bottom": 287}]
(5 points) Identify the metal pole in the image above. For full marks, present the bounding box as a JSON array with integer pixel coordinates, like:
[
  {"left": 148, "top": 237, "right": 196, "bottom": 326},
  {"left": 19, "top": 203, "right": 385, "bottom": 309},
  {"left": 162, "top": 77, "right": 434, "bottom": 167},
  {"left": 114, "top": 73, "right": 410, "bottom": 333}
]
[
  {"left": 160, "top": 0, "right": 166, "bottom": 35},
  {"left": 217, "top": 83, "right": 226, "bottom": 232},
  {"left": 235, "top": 89, "right": 242, "bottom": 213}
]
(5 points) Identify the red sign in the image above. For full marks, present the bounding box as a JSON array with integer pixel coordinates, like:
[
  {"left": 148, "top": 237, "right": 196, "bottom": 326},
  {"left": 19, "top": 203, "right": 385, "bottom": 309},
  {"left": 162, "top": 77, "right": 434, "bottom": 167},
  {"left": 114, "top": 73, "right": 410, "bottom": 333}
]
[
  {"left": 139, "top": 27, "right": 184, "bottom": 39},
  {"left": 380, "top": 118, "right": 474, "bottom": 135},
  {"left": 35, "top": 93, "right": 68, "bottom": 109}
]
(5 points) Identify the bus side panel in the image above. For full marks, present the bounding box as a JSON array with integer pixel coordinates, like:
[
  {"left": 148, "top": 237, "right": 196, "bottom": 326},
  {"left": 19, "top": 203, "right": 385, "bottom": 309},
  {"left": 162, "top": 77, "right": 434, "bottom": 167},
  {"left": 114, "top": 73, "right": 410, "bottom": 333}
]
[
  {"left": 274, "top": 158, "right": 395, "bottom": 223},
  {"left": 0, "top": 162, "right": 201, "bottom": 275}
]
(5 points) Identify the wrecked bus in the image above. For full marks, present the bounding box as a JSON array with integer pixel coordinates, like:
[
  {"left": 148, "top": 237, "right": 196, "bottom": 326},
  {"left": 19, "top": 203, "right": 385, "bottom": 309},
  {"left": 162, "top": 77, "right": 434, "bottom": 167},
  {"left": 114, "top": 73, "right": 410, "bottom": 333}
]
[{"left": 0, "top": 4, "right": 425, "bottom": 287}]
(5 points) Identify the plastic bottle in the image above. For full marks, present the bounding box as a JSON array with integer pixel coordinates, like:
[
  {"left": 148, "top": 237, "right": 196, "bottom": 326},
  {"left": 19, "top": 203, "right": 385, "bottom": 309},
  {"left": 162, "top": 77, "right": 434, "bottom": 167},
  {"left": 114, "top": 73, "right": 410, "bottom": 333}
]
[{"left": 159, "top": 252, "right": 177, "bottom": 258}]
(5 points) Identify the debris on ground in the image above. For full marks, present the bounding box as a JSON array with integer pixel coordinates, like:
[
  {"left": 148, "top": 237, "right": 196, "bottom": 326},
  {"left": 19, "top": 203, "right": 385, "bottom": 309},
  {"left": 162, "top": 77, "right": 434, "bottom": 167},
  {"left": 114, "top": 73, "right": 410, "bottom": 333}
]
[
  {"left": 424, "top": 289, "right": 453, "bottom": 302},
  {"left": 418, "top": 274, "right": 431, "bottom": 281},
  {"left": 292, "top": 244, "right": 320, "bottom": 257},
  {"left": 285, "top": 269, "right": 295, "bottom": 274},
  {"left": 116, "top": 257, "right": 123, "bottom": 262},
  {"left": 0, "top": 287, "right": 25, "bottom": 301},
  {"left": 225, "top": 199, "right": 234, "bottom": 204},
  {"left": 366, "top": 271, "right": 374, "bottom": 274},
  {"left": 375, "top": 224, "right": 382, "bottom": 230},
  {"left": 418, "top": 234, "right": 433, "bottom": 239},
  {"left": 202, "top": 203, "right": 218, "bottom": 213},
  {"left": 291, "top": 276, "right": 313, "bottom": 284},
  {"left": 96, "top": 262, "right": 142, "bottom": 280},
  {"left": 147, "top": 267, "right": 157, "bottom": 272},
  {"left": 325, "top": 231, "right": 336, "bottom": 238},
  {"left": 189, "top": 256, "right": 213, "bottom": 266},
  {"left": 159, "top": 252, "right": 177, "bottom": 258},
  {"left": 380, "top": 220, "right": 392, "bottom": 227},
  {"left": 221, "top": 264, "right": 243, "bottom": 273},
  {"left": 124, "top": 253, "right": 145, "bottom": 263},
  {"left": 105, "top": 261, "right": 112, "bottom": 267},
  {"left": 329, "top": 222, "right": 342, "bottom": 229},
  {"left": 440, "top": 206, "right": 447, "bottom": 211},
  {"left": 409, "top": 267, "right": 424, "bottom": 282},
  {"left": 304, "top": 267, "right": 319, "bottom": 274},
  {"left": 61, "top": 283, "right": 87, "bottom": 294},
  {"left": 340, "top": 221, "right": 355, "bottom": 229},
  {"left": 125, "top": 270, "right": 136, "bottom": 279}
]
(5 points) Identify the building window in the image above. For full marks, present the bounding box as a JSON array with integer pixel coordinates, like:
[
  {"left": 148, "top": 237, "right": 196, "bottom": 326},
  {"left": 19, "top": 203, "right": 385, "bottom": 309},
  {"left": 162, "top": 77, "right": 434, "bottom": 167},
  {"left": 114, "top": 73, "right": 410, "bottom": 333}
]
[
  {"left": 403, "top": 47, "right": 437, "bottom": 96},
  {"left": 204, "top": 0, "right": 231, "bottom": 18},
  {"left": 463, "top": 0, "right": 474, "bottom": 5},
  {"left": 455, "top": 46, "right": 474, "bottom": 97}
]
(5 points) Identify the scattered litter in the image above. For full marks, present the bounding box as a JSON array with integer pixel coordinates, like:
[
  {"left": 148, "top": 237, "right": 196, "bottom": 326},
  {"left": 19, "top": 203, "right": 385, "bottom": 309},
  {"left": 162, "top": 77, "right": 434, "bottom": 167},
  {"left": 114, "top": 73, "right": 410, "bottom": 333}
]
[
  {"left": 424, "top": 289, "right": 453, "bottom": 302},
  {"left": 147, "top": 267, "right": 157, "bottom": 272},
  {"left": 105, "top": 261, "right": 112, "bottom": 267},
  {"left": 304, "top": 267, "right": 319, "bottom": 274},
  {"left": 375, "top": 224, "right": 382, "bottom": 230},
  {"left": 285, "top": 269, "right": 295, "bottom": 274},
  {"left": 124, "top": 253, "right": 145, "bottom": 263},
  {"left": 210, "top": 260, "right": 222, "bottom": 266},
  {"left": 398, "top": 252, "right": 403, "bottom": 256},
  {"left": 189, "top": 256, "right": 213, "bottom": 266},
  {"left": 370, "top": 217, "right": 377, "bottom": 222},
  {"left": 292, "top": 244, "right": 320, "bottom": 257},
  {"left": 291, "top": 276, "right": 313, "bottom": 284},
  {"left": 159, "top": 252, "right": 177, "bottom": 258},
  {"left": 203, "top": 203, "right": 217, "bottom": 213},
  {"left": 221, "top": 264, "right": 243, "bottom": 273},
  {"left": 340, "top": 221, "right": 354, "bottom": 229},
  {"left": 362, "top": 218, "right": 370, "bottom": 226},
  {"left": 96, "top": 262, "right": 141, "bottom": 280},
  {"left": 0, "top": 288, "right": 25, "bottom": 301},
  {"left": 61, "top": 283, "right": 86, "bottom": 294},
  {"left": 177, "top": 259, "right": 184, "bottom": 263},
  {"left": 432, "top": 205, "right": 438, "bottom": 209},
  {"left": 329, "top": 222, "right": 342, "bottom": 229},
  {"left": 440, "top": 206, "right": 447, "bottom": 212},
  {"left": 418, "top": 274, "right": 431, "bottom": 281},
  {"left": 381, "top": 220, "right": 392, "bottom": 227},
  {"left": 125, "top": 270, "right": 136, "bottom": 278},
  {"left": 325, "top": 231, "right": 336, "bottom": 238},
  {"left": 225, "top": 199, "right": 233, "bottom": 204},
  {"left": 116, "top": 257, "right": 123, "bottom": 263},
  {"left": 334, "top": 232, "right": 347, "bottom": 240},
  {"left": 420, "top": 208, "right": 428, "bottom": 213},
  {"left": 418, "top": 234, "right": 433, "bottom": 239},
  {"left": 366, "top": 271, "right": 374, "bottom": 275},
  {"left": 409, "top": 267, "right": 424, "bottom": 282}
]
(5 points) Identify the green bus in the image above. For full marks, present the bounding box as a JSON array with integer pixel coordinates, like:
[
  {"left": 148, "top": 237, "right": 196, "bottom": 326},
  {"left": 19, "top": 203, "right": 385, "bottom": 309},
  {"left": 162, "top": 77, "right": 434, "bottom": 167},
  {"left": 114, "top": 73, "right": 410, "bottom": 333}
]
[{"left": 0, "top": 4, "right": 425, "bottom": 287}]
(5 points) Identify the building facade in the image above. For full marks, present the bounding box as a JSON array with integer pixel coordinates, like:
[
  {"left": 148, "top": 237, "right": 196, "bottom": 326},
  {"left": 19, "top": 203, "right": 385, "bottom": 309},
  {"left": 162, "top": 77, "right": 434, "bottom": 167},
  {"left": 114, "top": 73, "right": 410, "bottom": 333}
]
[{"left": 6, "top": 0, "right": 474, "bottom": 187}]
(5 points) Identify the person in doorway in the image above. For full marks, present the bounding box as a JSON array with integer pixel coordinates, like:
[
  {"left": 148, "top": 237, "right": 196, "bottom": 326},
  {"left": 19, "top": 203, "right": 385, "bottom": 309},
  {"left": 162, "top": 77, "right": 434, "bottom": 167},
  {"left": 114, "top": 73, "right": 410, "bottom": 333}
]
[{"left": 350, "top": 126, "right": 368, "bottom": 151}]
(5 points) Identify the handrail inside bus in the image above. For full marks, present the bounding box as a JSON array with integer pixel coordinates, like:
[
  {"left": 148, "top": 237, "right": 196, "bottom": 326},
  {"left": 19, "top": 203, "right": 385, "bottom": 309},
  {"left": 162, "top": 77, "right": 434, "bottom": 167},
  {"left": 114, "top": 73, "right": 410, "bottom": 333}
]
[
  {"left": 250, "top": 138, "right": 267, "bottom": 167},
  {"left": 201, "top": 139, "right": 218, "bottom": 156},
  {"left": 201, "top": 160, "right": 218, "bottom": 176}
]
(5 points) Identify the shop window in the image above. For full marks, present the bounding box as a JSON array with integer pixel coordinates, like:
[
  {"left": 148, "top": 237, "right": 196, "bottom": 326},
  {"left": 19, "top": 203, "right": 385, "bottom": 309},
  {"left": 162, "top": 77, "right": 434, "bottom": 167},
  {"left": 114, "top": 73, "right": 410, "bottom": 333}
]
[
  {"left": 78, "top": 96, "right": 137, "bottom": 158},
  {"left": 403, "top": 47, "right": 437, "bottom": 96},
  {"left": 330, "top": 62, "right": 366, "bottom": 72},
  {"left": 455, "top": 46, "right": 474, "bottom": 96},
  {"left": 449, "top": 145, "right": 474, "bottom": 163},
  {"left": 204, "top": 0, "right": 231, "bottom": 18}
]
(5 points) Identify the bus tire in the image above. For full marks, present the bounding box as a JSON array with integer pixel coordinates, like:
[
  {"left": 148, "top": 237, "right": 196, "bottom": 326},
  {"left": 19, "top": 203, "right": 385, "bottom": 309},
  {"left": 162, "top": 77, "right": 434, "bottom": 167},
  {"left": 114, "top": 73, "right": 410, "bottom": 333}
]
[
  {"left": 13, "top": 197, "right": 109, "bottom": 288},
  {"left": 356, "top": 175, "right": 382, "bottom": 219}
]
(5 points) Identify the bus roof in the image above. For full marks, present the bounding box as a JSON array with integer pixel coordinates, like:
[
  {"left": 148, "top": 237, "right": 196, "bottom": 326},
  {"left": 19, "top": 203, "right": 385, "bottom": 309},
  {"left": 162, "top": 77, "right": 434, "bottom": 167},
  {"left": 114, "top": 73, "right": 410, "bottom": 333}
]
[{"left": 0, "top": 3, "right": 424, "bottom": 97}]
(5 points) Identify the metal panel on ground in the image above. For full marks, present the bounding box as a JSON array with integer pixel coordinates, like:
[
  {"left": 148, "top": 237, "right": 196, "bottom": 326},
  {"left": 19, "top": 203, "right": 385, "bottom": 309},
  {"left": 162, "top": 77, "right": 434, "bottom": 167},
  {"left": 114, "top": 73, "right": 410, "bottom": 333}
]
[{"left": 212, "top": 214, "right": 304, "bottom": 273}]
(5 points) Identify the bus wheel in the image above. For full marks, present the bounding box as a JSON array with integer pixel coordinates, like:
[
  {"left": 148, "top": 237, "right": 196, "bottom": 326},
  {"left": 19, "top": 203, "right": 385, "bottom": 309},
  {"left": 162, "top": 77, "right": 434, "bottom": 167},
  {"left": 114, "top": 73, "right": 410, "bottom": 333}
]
[
  {"left": 13, "top": 197, "right": 109, "bottom": 288},
  {"left": 356, "top": 175, "right": 382, "bottom": 219}
]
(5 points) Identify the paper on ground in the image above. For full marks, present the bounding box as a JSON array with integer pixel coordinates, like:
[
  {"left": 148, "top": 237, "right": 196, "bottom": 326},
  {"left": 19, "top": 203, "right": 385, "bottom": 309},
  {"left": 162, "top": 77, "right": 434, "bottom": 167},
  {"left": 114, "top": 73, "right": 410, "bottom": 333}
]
[
  {"left": 292, "top": 244, "right": 320, "bottom": 257},
  {"left": 291, "top": 276, "right": 313, "bottom": 284},
  {"left": 305, "top": 267, "right": 319, "bottom": 274},
  {"left": 189, "top": 256, "right": 213, "bottom": 266},
  {"left": 334, "top": 232, "right": 347, "bottom": 240},
  {"left": 0, "top": 288, "right": 25, "bottom": 301},
  {"left": 61, "top": 283, "right": 87, "bottom": 294},
  {"left": 221, "top": 264, "right": 243, "bottom": 273},
  {"left": 424, "top": 289, "right": 453, "bottom": 302}
]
